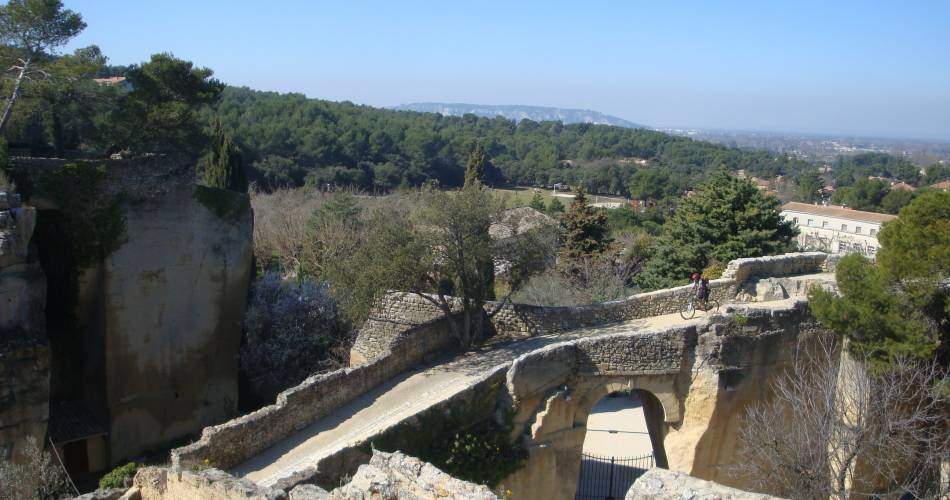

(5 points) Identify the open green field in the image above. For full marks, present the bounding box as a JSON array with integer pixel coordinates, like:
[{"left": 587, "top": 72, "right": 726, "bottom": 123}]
[{"left": 490, "top": 186, "right": 628, "bottom": 208}]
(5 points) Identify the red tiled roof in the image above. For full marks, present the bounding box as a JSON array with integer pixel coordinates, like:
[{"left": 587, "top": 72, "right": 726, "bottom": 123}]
[
  {"left": 929, "top": 180, "right": 950, "bottom": 191},
  {"left": 781, "top": 202, "right": 897, "bottom": 224},
  {"left": 93, "top": 76, "right": 127, "bottom": 86}
]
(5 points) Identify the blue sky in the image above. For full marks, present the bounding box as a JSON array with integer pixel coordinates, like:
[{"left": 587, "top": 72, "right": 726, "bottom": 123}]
[{"left": 63, "top": 1, "right": 950, "bottom": 140}]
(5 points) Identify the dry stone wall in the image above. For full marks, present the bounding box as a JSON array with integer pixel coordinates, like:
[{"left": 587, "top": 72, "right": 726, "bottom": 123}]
[
  {"left": 172, "top": 313, "right": 464, "bottom": 471},
  {"left": 351, "top": 252, "right": 833, "bottom": 363}
]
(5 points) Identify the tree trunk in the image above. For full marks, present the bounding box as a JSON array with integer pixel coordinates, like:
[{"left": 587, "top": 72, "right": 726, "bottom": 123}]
[
  {"left": 0, "top": 57, "right": 31, "bottom": 133},
  {"left": 51, "top": 105, "right": 65, "bottom": 156}
]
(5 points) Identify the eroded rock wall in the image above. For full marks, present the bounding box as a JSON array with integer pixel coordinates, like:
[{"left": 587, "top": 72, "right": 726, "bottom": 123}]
[
  {"left": 10, "top": 157, "right": 254, "bottom": 463},
  {"left": 0, "top": 191, "right": 49, "bottom": 461}
]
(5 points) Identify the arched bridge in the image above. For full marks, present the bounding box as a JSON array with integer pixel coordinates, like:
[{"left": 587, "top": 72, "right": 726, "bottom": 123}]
[{"left": 170, "top": 253, "right": 837, "bottom": 498}]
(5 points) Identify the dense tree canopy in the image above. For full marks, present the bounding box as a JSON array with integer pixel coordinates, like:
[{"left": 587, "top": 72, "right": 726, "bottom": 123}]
[
  {"left": 112, "top": 53, "right": 223, "bottom": 154},
  {"left": 209, "top": 86, "right": 814, "bottom": 193},
  {"left": 636, "top": 168, "right": 797, "bottom": 290},
  {"left": 833, "top": 152, "right": 921, "bottom": 186},
  {"left": 810, "top": 191, "right": 950, "bottom": 368}
]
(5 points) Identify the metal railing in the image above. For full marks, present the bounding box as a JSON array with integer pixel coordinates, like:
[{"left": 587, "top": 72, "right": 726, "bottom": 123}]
[{"left": 575, "top": 452, "right": 655, "bottom": 500}]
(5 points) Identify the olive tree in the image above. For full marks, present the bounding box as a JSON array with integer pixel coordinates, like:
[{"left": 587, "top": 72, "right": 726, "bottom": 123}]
[{"left": 308, "top": 185, "right": 554, "bottom": 349}]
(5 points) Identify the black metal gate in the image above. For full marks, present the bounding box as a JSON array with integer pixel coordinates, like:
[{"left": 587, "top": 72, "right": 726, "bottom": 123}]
[{"left": 575, "top": 453, "right": 655, "bottom": 500}]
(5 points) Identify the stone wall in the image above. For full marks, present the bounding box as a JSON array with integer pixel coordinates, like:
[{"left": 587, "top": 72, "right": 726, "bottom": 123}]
[
  {"left": 0, "top": 189, "right": 49, "bottom": 461},
  {"left": 351, "top": 252, "right": 833, "bottom": 363},
  {"left": 171, "top": 313, "right": 464, "bottom": 471},
  {"left": 7, "top": 156, "right": 254, "bottom": 463}
]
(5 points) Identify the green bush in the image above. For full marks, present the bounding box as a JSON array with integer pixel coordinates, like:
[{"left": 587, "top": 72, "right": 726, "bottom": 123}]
[
  {"left": 98, "top": 462, "right": 138, "bottom": 489},
  {"left": 702, "top": 260, "right": 726, "bottom": 280},
  {"left": 439, "top": 421, "right": 526, "bottom": 487}
]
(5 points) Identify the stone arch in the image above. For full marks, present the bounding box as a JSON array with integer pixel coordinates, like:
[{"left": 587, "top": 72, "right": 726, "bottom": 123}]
[
  {"left": 504, "top": 374, "right": 682, "bottom": 499},
  {"left": 571, "top": 375, "right": 682, "bottom": 427}
]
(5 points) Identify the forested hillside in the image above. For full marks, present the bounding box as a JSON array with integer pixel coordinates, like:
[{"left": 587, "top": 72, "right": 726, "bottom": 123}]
[{"left": 212, "top": 87, "right": 812, "bottom": 194}]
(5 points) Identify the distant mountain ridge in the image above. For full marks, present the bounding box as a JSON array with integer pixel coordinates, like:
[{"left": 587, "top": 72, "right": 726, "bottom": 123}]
[{"left": 392, "top": 102, "right": 643, "bottom": 128}]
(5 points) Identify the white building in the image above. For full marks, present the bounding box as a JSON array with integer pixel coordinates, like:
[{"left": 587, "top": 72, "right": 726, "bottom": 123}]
[{"left": 781, "top": 202, "right": 897, "bottom": 257}]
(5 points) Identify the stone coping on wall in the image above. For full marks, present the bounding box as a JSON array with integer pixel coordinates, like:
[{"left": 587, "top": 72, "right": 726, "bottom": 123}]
[{"left": 173, "top": 252, "right": 834, "bottom": 482}]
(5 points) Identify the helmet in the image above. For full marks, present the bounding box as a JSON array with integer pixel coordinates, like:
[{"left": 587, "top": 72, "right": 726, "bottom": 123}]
[{"left": 691, "top": 272, "right": 701, "bottom": 280}]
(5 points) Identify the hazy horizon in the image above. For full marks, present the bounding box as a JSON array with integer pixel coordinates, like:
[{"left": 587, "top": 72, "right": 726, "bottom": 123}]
[{"left": 63, "top": 1, "right": 950, "bottom": 141}]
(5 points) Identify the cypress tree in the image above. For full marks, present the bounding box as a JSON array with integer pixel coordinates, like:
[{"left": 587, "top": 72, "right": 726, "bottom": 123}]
[
  {"left": 559, "top": 187, "right": 611, "bottom": 261},
  {"left": 206, "top": 118, "right": 248, "bottom": 192},
  {"left": 464, "top": 142, "right": 486, "bottom": 187},
  {"left": 528, "top": 191, "right": 546, "bottom": 212}
]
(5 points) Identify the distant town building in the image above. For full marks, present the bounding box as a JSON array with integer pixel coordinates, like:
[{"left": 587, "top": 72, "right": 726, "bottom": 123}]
[
  {"left": 93, "top": 76, "right": 131, "bottom": 90},
  {"left": 750, "top": 177, "right": 771, "bottom": 190},
  {"left": 929, "top": 180, "right": 950, "bottom": 192},
  {"left": 890, "top": 182, "right": 915, "bottom": 191},
  {"left": 590, "top": 202, "right": 624, "bottom": 209},
  {"left": 781, "top": 202, "right": 896, "bottom": 257}
]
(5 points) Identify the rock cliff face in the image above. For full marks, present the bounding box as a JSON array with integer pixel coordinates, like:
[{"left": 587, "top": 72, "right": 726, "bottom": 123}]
[
  {"left": 0, "top": 191, "right": 49, "bottom": 461},
  {"left": 3, "top": 156, "right": 253, "bottom": 464}
]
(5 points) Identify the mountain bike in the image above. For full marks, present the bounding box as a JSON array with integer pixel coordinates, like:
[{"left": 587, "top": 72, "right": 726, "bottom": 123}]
[{"left": 680, "top": 292, "right": 719, "bottom": 320}]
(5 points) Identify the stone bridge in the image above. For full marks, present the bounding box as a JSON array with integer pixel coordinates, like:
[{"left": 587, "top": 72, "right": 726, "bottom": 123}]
[{"left": 170, "top": 253, "right": 838, "bottom": 499}]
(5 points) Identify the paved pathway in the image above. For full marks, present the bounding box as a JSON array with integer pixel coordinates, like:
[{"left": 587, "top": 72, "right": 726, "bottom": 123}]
[
  {"left": 583, "top": 393, "right": 653, "bottom": 458},
  {"left": 231, "top": 307, "right": 719, "bottom": 487}
]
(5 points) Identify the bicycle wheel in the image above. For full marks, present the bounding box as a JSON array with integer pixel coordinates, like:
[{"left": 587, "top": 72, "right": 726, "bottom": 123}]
[
  {"left": 704, "top": 299, "right": 720, "bottom": 314},
  {"left": 680, "top": 299, "right": 696, "bottom": 320}
]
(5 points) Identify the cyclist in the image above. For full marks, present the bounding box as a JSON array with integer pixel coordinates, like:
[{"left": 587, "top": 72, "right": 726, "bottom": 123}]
[{"left": 691, "top": 271, "right": 709, "bottom": 309}]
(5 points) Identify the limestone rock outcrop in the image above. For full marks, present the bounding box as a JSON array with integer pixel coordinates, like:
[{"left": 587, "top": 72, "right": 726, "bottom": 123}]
[
  {"left": 0, "top": 189, "right": 49, "bottom": 461},
  {"left": 320, "top": 450, "right": 497, "bottom": 499},
  {"left": 4, "top": 156, "right": 254, "bottom": 464},
  {"left": 627, "top": 468, "right": 784, "bottom": 499},
  {"left": 134, "top": 450, "right": 495, "bottom": 500}
]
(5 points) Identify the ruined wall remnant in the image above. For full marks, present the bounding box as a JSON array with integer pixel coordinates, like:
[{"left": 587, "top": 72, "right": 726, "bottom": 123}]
[{"left": 4, "top": 156, "right": 254, "bottom": 464}]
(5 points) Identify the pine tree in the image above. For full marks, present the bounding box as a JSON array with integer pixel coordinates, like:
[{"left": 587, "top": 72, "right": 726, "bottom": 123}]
[
  {"left": 205, "top": 119, "right": 247, "bottom": 192},
  {"left": 559, "top": 187, "right": 611, "bottom": 261},
  {"left": 637, "top": 168, "right": 797, "bottom": 290},
  {"left": 464, "top": 142, "right": 486, "bottom": 187},
  {"left": 810, "top": 191, "right": 950, "bottom": 368},
  {"left": 547, "top": 197, "right": 565, "bottom": 215},
  {"left": 528, "top": 191, "right": 546, "bottom": 212}
]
